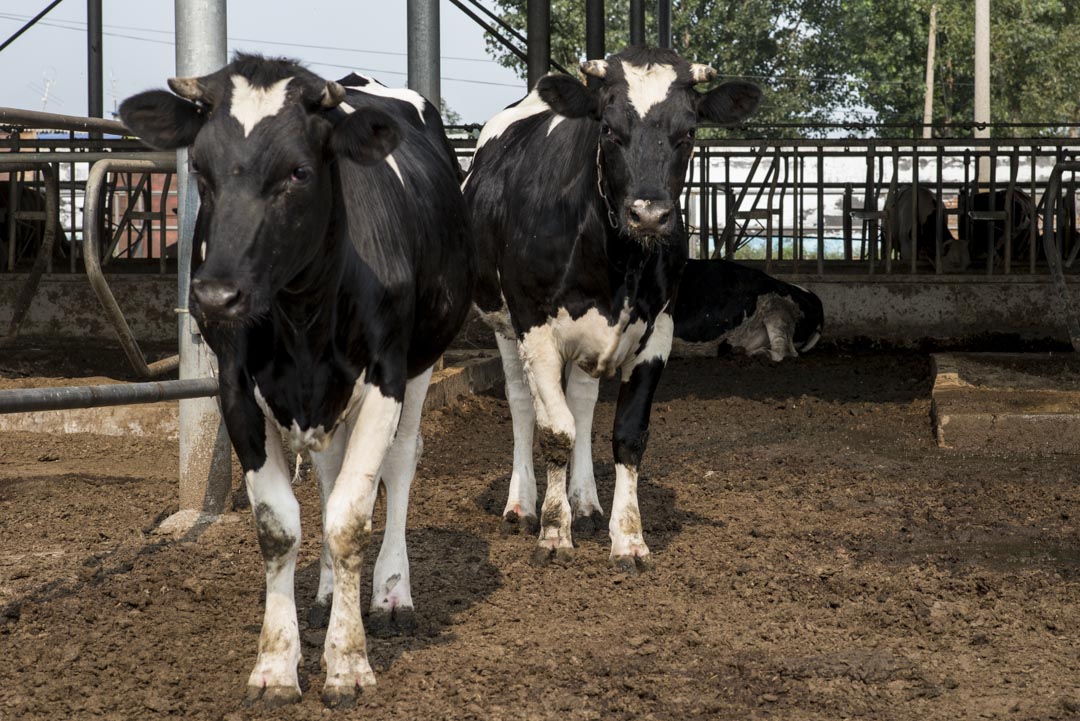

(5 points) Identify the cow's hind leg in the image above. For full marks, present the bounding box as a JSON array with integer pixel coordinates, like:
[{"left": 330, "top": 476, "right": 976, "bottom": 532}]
[
  {"left": 566, "top": 363, "right": 604, "bottom": 537},
  {"left": 321, "top": 380, "right": 404, "bottom": 707},
  {"left": 496, "top": 333, "right": 539, "bottom": 534},
  {"left": 243, "top": 417, "right": 303, "bottom": 707},
  {"left": 520, "top": 326, "right": 575, "bottom": 565},
  {"left": 368, "top": 366, "right": 433, "bottom": 636},
  {"left": 307, "top": 428, "right": 346, "bottom": 629},
  {"left": 610, "top": 313, "right": 674, "bottom": 575}
]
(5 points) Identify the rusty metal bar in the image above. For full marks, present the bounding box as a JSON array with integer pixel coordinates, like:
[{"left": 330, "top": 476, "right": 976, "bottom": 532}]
[
  {"left": 0, "top": 377, "right": 218, "bottom": 414},
  {"left": 83, "top": 157, "right": 179, "bottom": 378},
  {"left": 0, "top": 107, "right": 131, "bottom": 135}
]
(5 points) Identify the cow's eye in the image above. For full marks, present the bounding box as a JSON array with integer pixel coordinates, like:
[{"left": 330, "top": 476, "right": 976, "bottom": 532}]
[
  {"left": 291, "top": 166, "right": 312, "bottom": 183},
  {"left": 678, "top": 129, "right": 695, "bottom": 146},
  {"left": 600, "top": 124, "right": 621, "bottom": 144}
]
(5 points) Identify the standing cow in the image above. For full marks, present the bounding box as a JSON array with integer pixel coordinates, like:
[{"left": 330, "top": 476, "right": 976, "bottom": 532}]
[
  {"left": 465, "top": 47, "right": 760, "bottom": 572},
  {"left": 120, "top": 54, "right": 473, "bottom": 706},
  {"left": 672, "top": 258, "right": 823, "bottom": 360}
]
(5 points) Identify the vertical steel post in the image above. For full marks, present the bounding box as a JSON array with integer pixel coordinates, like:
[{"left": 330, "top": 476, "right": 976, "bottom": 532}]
[
  {"left": 407, "top": 0, "right": 441, "bottom": 108},
  {"left": 586, "top": 0, "right": 605, "bottom": 87},
  {"left": 974, "top": 0, "right": 990, "bottom": 182},
  {"left": 527, "top": 0, "right": 550, "bottom": 89},
  {"left": 657, "top": 0, "right": 671, "bottom": 49},
  {"left": 168, "top": 0, "right": 232, "bottom": 531},
  {"left": 86, "top": 0, "right": 103, "bottom": 118},
  {"left": 630, "top": 0, "right": 645, "bottom": 46}
]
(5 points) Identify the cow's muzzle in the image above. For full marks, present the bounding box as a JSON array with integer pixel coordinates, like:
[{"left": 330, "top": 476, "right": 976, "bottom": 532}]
[
  {"left": 191, "top": 277, "right": 248, "bottom": 321},
  {"left": 625, "top": 199, "right": 674, "bottom": 237}
]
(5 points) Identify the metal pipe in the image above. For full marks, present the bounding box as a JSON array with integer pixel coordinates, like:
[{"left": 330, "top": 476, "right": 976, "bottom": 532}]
[
  {"left": 0, "top": 107, "right": 130, "bottom": 134},
  {"left": 586, "top": 0, "right": 605, "bottom": 60},
  {"left": 175, "top": 0, "right": 232, "bottom": 520},
  {"left": 0, "top": 0, "right": 66, "bottom": 54},
  {"left": 974, "top": 0, "right": 990, "bottom": 182},
  {"left": 0, "top": 151, "right": 172, "bottom": 164},
  {"left": 630, "top": 0, "right": 645, "bottom": 46},
  {"left": 527, "top": 0, "right": 550, "bottom": 89},
  {"left": 407, "top": 0, "right": 441, "bottom": 108},
  {"left": 0, "top": 378, "right": 219, "bottom": 415},
  {"left": 657, "top": 0, "right": 672, "bottom": 49},
  {"left": 87, "top": 0, "right": 103, "bottom": 119}
]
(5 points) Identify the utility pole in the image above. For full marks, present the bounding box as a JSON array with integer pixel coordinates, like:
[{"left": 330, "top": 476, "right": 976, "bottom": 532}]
[
  {"left": 526, "top": 0, "right": 550, "bottom": 89},
  {"left": 407, "top": 0, "right": 441, "bottom": 109},
  {"left": 922, "top": 4, "right": 937, "bottom": 139}
]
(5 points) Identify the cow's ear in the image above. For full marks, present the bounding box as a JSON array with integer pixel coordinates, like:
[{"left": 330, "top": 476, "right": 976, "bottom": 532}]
[
  {"left": 698, "top": 81, "right": 762, "bottom": 125},
  {"left": 119, "top": 90, "right": 205, "bottom": 150},
  {"left": 330, "top": 108, "right": 401, "bottom": 165},
  {"left": 536, "top": 74, "right": 598, "bottom": 119}
]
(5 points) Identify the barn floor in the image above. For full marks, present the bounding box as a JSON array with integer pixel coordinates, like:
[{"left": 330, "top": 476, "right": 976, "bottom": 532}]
[{"left": 1, "top": 350, "right": 1079, "bottom": 720}]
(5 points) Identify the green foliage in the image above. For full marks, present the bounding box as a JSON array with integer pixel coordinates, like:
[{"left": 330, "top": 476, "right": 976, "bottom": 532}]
[{"left": 481, "top": 0, "right": 1080, "bottom": 137}]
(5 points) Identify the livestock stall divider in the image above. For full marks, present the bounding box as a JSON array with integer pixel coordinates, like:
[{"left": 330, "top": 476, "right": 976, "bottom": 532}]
[{"left": 0, "top": 377, "right": 219, "bottom": 414}]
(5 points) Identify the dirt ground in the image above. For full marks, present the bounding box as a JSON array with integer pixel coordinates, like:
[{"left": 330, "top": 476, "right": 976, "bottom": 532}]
[{"left": 1, "top": 345, "right": 1079, "bottom": 720}]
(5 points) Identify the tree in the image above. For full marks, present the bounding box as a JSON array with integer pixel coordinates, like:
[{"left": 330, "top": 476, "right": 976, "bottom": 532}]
[{"left": 480, "top": 0, "right": 1080, "bottom": 136}]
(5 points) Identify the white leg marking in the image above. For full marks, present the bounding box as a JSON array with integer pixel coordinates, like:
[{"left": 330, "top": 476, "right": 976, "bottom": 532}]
[
  {"left": 245, "top": 416, "right": 302, "bottom": 699},
  {"left": 565, "top": 363, "right": 602, "bottom": 521},
  {"left": 496, "top": 333, "right": 537, "bottom": 523},
  {"left": 310, "top": 427, "right": 346, "bottom": 607},
  {"left": 609, "top": 462, "right": 650, "bottom": 560},
  {"left": 370, "top": 366, "right": 433, "bottom": 615},
  {"left": 322, "top": 385, "right": 403, "bottom": 695},
  {"left": 230, "top": 75, "right": 292, "bottom": 137}
]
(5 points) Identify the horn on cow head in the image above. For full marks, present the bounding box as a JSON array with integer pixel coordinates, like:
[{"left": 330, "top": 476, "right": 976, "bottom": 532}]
[
  {"left": 580, "top": 59, "right": 609, "bottom": 79},
  {"left": 320, "top": 81, "right": 346, "bottom": 109},
  {"left": 168, "top": 76, "right": 207, "bottom": 102},
  {"left": 689, "top": 64, "right": 717, "bottom": 84}
]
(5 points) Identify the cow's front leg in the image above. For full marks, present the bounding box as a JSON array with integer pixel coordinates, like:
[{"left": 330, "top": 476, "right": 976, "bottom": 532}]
[
  {"left": 610, "top": 313, "right": 674, "bottom": 575},
  {"left": 519, "top": 325, "right": 575, "bottom": 565},
  {"left": 321, "top": 379, "right": 403, "bottom": 707},
  {"left": 496, "top": 333, "right": 538, "bottom": 534},
  {"left": 565, "top": 363, "right": 604, "bottom": 536},
  {"left": 307, "top": 428, "right": 346, "bottom": 629},
  {"left": 239, "top": 415, "right": 303, "bottom": 706},
  {"left": 369, "top": 366, "right": 433, "bottom": 635}
]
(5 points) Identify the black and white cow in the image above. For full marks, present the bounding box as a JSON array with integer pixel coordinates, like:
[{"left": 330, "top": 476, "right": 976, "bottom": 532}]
[
  {"left": 885, "top": 185, "right": 967, "bottom": 272},
  {"left": 119, "top": 54, "right": 473, "bottom": 706},
  {"left": 672, "top": 258, "right": 823, "bottom": 360},
  {"left": 464, "top": 47, "right": 760, "bottom": 572}
]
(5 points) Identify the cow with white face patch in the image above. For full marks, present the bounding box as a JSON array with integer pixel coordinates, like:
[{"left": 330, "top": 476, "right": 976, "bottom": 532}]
[
  {"left": 465, "top": 47, "right": 760, "bottom": 572},
  {"left": 119, "top": 54, "right": 473, "bottom": 707},
  {"left": 672, "top": 259, "right": 824, "bottom": 360}
]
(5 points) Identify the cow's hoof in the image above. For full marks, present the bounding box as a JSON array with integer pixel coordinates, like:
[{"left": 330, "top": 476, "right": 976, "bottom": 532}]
[
  {"left": 531, "top": 544, "right": 574, "bottom": 566},
  {"left": 611, "top": 554, "right": 653, "bottom": 576},
  {"left": 321, "top": 684, "right": 360, "bottom": 709},
  {"left": 245, "top": 684, "right": 301, "bottom": 708},
  {"left": 571, "top": 510, "right": 605, "bottom": 538},
  {"left": 368, "top": 607, "right": 417, "bottom": 637},
  {"left": 307, "top": 600, "right": 330, "bottom": 629},
  {"left": 502, "top": 510, "right": 539, "bottom": 536}
]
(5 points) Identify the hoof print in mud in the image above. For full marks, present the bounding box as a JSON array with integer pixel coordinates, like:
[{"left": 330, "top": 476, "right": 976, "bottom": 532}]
[
  {"left": 611, "top": 554, "right": 653, "bottom": 576},
  {"left": 367, "top": 607, "right": 418, "bottom": 637},
  {"left": 571, "top": 510, "right": 605, "bottom": 538},
  {"left": 531, "top": 545, "right": 574, "bottom": 567},
  {"left": 245, "top": 685, "right": 301, "bottom": 709},
  {"left": 501, "top": 510, "right": 539, "bottom": 536}
]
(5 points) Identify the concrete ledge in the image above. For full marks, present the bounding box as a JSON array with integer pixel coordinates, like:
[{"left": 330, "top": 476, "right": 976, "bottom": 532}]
[
  {"left": 0, "top": 350, "right": 504, "bottom": 438},
  {"left": 931, "top": 352, "right": 1080, "bottom": 453}
]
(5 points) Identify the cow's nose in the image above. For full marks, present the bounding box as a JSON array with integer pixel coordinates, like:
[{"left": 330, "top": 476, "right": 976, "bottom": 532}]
[
  {"left": 626, "top": 199, "right": 673, "bottom": 234},
  {"left": 191, "top": 277, "right": 245, "bottom": 318}
]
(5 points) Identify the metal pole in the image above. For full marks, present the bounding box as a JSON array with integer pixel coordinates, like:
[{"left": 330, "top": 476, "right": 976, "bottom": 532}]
[
  {"left": 87, "top": 0, "right": 103, "bottom": 118},
  {"left": 171, "top": 0, "right": 232, "bottom": 530},
  {"left": 922, "top": 4, "right": 937, "bottom": 140},
  {"left": 0, "top": 0, "right": 65, "bottom": 54},
  {"left": 630, "top": 0, "right": 645, "bottom": 46},
  {"left": 974, "top": 0, "right": 990, "bottom": 182},
  {"left": 586, "top": 0, "right": 605, "bottom": 60},
  {"left": 527, "top": 0, "right": 550, "bottom": 89},
  {"left": 0, "top": 378, "right": 219, "bottom": 415},
  {"left": 407, "top": 0, "right": 441, "bottom": 108},
  {"left": 657, "top": 0, "right": 672, "bottom": 49}
]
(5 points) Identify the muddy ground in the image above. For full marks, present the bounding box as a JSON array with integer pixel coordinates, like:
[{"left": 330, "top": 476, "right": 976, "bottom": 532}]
[{"left": 1, "top": 345, "right": 1079, "bottom": 720}]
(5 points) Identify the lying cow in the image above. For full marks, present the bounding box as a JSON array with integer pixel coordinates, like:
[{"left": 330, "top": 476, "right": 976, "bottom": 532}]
[
  {"left": 120, "top": 54, "right": 473, "bottom": 706},
  {"left": 672, "top": 258, "right": 823, "bottom": 360},
  {"left": 962, "top": 187, "right": 1035, "bottom": 265},
  {"left": 885, "top": 185, "right": 967, "bottom": 272},
  {"left": 465, "top": 47, "right": 760, "bottom": 572}
]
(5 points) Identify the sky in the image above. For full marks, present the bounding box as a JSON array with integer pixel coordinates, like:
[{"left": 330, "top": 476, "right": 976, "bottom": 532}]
[{"left": 0, "top": 0, "right": 528, "bottom": 124}]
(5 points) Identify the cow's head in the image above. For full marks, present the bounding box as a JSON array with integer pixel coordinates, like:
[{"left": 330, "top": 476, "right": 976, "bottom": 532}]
[
  {"left": 119, "top": 53, "right": 400, "bottom": 324},
  {"left": 537, "top": 47, "right": 760, "bottom": 244}
]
